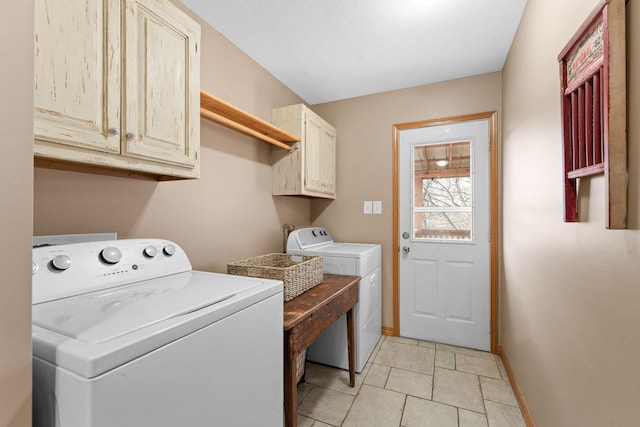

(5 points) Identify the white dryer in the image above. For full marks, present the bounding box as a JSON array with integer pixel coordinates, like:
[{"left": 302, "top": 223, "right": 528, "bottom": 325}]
[
  {"left": 287, "top": 227, "right": 381, "bottom": 373},
  {"left": 32, "top": 239, "right": 283, "bottom": 427}
]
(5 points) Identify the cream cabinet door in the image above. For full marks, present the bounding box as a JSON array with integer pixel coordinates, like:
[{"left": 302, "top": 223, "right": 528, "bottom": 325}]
[
  {"left": 304, "top": 113, "right": 336, "bottom": 195},
  {"left": 122, "top": 0, "right": 200, "bottom": 168},
  {"left": 272, "top": 104, "right": 336, "bottom": 199},
  {"left": 34, "top": 0, "right": 120, "bottom": 153}
]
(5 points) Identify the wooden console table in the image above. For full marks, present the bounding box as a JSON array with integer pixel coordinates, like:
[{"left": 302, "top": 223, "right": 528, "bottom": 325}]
[{"left": 283, "top": 274, "right": 360, "bottom": 427}]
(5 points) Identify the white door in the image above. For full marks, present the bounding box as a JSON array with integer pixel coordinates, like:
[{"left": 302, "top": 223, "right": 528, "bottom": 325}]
[{"left": 399, "top": 118, "right": 490, "bottom": 351}]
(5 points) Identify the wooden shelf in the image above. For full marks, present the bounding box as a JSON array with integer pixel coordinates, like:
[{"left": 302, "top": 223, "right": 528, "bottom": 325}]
[{"left": 200, "top": 90, "right": 299, "bottom": 150}]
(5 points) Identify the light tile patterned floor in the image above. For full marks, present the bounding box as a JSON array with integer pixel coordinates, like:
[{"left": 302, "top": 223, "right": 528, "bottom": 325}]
[{"left": 296, "top": 336, "right": 526, "bottom": 427}]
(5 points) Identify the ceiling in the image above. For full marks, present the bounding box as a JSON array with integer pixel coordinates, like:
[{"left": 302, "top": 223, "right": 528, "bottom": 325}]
[{"left": 182, "top": 0, "right": 528, "bottom": 105}]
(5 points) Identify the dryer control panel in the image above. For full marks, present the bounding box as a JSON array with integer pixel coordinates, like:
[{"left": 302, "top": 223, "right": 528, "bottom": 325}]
[{"left": 287, "top": 227, "right": 333, "bottom": 250}]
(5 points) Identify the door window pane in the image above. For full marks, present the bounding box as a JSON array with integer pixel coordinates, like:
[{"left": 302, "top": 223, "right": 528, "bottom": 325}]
[
  {"left": 415, "top": 211, "right": 471, "bottom": 240},
  {"left": 413, "top": 141, "right": 472, "bottom": 241},
  {"left": 422, "top": 177, "right": 471, "bottom": 208}
]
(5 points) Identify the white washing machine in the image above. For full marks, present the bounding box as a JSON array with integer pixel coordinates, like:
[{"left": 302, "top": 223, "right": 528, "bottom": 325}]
[
  {"left": 287, "top": 227, "right": 381, "bottom": 373},
  {"left": 31, "top": 239, "right": 283, "bottom": 427}
]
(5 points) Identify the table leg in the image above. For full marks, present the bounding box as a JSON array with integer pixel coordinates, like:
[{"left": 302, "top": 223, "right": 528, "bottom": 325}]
[
  {"left": 346, "top": 307, "right": 355, "bottom": 387},
  {"left": 284, "top": 339, "right": 297, "bottom": 427}
]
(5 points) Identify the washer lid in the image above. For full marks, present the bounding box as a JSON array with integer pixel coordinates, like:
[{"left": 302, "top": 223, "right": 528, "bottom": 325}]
[
  {"left": 32, "top": 271, "right": 283, "bottom": 378},
  {"left": 34, "top": 272, "right": 248, "bottom": 343},
  {"left": 290, "top": 242, "right": 380, "bottom": 258}
]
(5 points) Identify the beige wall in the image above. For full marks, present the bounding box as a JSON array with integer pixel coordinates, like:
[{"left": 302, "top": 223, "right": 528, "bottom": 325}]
[
  {"left": 20, "top": 1, "right": 640, "bottom": 425},
  {"left": 33, "top": 3, "right": 310, "bottom": 273},
  {"left": 0, "top": 2, "right": 34, "bottom": 427},
  {"left": 501, "top": 0, "right": 640, "bottom": 425},
  {"left": 311, "top": 72, "right": 502, "bottom": 329}
]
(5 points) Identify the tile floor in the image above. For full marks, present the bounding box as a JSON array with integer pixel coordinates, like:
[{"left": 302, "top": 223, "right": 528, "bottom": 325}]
[{"left": 295, "top": 336, "right": 526, "bottom": 427}]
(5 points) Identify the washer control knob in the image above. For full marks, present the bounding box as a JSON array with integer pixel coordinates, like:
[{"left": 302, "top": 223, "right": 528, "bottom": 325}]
[
  {"left": 163, "top": 245, "right": 176, "bottom": 256},
  {"left": 100, "top": 247, "right": 122, "bottom": 264},
  {"left": 51, "top": 254, "right": 72, "bottom": 271},
  {"left": 32, "top": 261, "right": 38, "bottom": 275},
  {"left": 143, "top": 246, "right": 158, "bottom": 258}
]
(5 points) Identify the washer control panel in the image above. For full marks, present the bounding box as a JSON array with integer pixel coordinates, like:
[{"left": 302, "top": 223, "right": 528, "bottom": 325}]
[
  {"left": 287, "top": 227, "right": 334, "bottom": 251},
  {"left": 32, "top": 239, "right": 191, "bottom": 304}
]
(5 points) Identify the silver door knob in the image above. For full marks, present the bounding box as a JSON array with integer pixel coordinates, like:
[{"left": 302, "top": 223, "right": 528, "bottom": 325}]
[
  {"left": 402, "top": 232, "right": 410, "bottom": 239},
  {"left": 108, "top": 127, "right": 119, "bottom": 135},
  {"left": 402, "top": 246, "right": 410, "bottom": 254},
  {"left": 126, "top": 132, "right": 135, "bottom": 140}
]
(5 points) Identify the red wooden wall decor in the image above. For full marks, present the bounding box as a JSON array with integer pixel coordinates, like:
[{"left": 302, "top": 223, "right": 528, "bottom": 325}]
[{"left": 558, "top": 0, "right": 627, "bottom": 229}]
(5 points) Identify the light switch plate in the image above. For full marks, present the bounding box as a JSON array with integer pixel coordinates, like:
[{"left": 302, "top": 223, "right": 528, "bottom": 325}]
[
  {"left": 363, "top": 201, "right": 373, "bottom": 214},
  {"left": 373, "top": 201, "right": 382, "bottom": 214}
]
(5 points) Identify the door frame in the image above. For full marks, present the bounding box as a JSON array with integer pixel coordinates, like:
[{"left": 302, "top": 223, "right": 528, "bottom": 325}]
[{"left": 392, "top": 111, "right": 499, "bottom": 353}]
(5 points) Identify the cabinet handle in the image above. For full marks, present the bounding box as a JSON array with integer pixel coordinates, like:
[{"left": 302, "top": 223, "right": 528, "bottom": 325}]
[
  {"left": 126, "top": 132, "right": 135, "bottom": 140},
  {"left": 108, "top": 128, "right": 119, "bottom": 135}
]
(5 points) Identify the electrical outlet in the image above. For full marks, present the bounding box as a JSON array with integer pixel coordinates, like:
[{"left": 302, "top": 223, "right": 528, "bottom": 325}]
[
  {"left": 363, "top": 201, "right": 373, "bottom": 214},
  {"left": 373, "top": 201, "right": 382, "bottom": 214}
]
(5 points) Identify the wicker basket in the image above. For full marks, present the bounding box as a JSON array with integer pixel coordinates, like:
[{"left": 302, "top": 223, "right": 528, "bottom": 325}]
[{"left": 227, "top": 253, "right": 323, "bottom": 302}]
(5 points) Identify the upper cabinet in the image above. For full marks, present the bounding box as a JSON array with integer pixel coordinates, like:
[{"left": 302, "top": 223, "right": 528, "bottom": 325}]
[
  {"left": 34, "top": 0, "right": 201, "bottom": 180},
  {"left": 271, "top": 104, "right": 336, "bottom": 199}
]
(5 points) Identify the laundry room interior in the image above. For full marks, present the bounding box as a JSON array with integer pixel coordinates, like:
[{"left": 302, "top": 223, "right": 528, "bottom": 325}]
[{"left": 2, "top": 0, "right": 640, "bottom": 426}]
